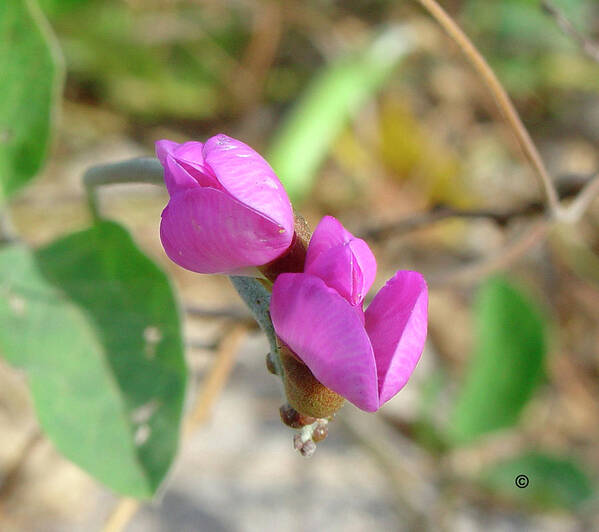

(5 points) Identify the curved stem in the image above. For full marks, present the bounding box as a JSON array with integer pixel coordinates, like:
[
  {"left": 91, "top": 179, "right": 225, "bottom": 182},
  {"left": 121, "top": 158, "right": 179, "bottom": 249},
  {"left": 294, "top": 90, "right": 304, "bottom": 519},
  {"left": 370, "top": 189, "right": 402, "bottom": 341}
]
[
  {"left": 416, "top": 0, "right": 561, "bottom": 215},
  {"left": 562, "top": 173, "right": 599, "bottom": 223},
  {"left": 82, "top": 157, "right": 164, "bottom": 221}
]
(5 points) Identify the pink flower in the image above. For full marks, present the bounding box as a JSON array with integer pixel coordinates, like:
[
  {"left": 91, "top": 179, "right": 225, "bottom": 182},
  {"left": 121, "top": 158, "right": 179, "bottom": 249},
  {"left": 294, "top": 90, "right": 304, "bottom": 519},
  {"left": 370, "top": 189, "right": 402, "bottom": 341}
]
[
  {"left": 270, "top": 216, "right": 428, "bottom": 412},
  {"left": 304, "top": 216, "right": 377, "bottom": 307},
  {"left": 157, "top": 134, "right": 294, "bottom": 274}
]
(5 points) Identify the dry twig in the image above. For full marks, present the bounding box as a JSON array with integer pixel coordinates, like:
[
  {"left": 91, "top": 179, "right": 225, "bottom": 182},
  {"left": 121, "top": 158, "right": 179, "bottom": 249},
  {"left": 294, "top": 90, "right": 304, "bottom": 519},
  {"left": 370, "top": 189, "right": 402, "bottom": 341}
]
[
  {"left": 415, "top": 0, "right": 561, "bottom": 216},
  {"left": 363, "top": 204, "right": 545, "bottom": 241},
  {"left": 234, "top": 1, "right": 283, "bottom": 110},
  {"left": 183, "top": 325, "right": 248, "bottom": 437},
  {"left": 185, "top": 304, "right": 253, "bottom": 322},
  {"left": 428, "top": 219, "right": 551, "bottom": 287},
  {"left": 410, "top": 0, "right": 599, "bottom": 283},
  {"left": 362, "top": 173, "right": 595, "bottom": 241},
  {"left": 562, "top": 173, "right": 599, "bottom": 223}
]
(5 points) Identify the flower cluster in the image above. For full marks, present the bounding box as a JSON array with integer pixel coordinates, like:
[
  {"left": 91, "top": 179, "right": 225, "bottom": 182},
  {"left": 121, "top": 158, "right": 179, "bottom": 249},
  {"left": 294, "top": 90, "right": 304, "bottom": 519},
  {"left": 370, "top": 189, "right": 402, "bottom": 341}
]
[{"left": 157, "top": 134, "right": 428, "bottom": 418}]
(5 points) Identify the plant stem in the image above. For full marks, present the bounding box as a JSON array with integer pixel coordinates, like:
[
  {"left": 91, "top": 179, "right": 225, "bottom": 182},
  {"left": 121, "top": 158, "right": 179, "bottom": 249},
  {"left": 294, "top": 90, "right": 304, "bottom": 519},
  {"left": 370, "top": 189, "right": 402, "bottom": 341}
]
[
  {"left": 229, "top": 276, "right": 282, "bottom": 375},
  {"left": 82, "top": 157, "right": 164, "bottom": 221},
  {"left": 562, "top": 173, "right": 599, "bottom": 224}
]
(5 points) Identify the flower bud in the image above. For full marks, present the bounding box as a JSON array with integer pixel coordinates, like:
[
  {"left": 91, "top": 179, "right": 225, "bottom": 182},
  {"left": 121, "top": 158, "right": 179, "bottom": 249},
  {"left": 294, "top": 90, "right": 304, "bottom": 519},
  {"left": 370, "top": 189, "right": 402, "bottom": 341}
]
[{"left": 157, "top": 134, "right": 294, "bottom": 275}]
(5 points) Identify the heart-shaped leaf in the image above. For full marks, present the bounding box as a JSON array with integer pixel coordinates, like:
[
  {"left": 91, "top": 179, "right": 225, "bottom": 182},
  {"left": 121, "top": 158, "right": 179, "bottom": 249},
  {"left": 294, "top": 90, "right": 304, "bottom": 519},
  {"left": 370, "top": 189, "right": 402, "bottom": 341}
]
[{"left": 0, "top": 221, "right": 187, "bottom": 497}]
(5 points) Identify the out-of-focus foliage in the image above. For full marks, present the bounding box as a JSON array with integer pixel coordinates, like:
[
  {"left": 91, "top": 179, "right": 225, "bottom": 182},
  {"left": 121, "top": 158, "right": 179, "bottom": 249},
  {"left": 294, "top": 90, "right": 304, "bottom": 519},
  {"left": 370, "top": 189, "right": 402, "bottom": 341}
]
[
  {"left": 0, "top": 0, "right": 62, "bottom": 201},
  {"left": 0, "top": 221, "right": 186, "bottom": 497},
  {"left": 462, "top": 0, "right": 599, "bottom": 95},
  {"left": 268, "top": 27, "right": 411, "bottom": 203},
  {"left": 378, "top": 98, "right": 469, "bottom": 207},
  {"left": 37, "top": 0, "right": 250, "bottom": 119},
  {"left": 38, "top": 0, "right": 90, "bottom": 15},
  {"left": 450, "top": 278, "right": 546, "bottom": 443},
  {"left": 481, "top": 452, "right": 595, "bottom": 510}
]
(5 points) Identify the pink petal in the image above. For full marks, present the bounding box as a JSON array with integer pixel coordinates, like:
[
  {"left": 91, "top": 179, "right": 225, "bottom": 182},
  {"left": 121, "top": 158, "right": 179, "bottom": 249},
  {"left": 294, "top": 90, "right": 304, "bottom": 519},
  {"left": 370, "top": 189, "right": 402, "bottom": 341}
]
[
  {"left": 271, "top": 273, "right": 379, "bottom": 412},
  {"left": 364, "top": 271, "right": 428, "bottom": 405},
  {"left": 155, "top": 140, "right": 211, "bottom": 195},
  {"left": 160, "top": 188, "right": 293, "bottom": 274},
  {"left": 202, "top": 134, "right": 294, "bottom": 235},
  {"left": 305, "top": 216, "right": 377, "bottom": 305},
  {"left": 155, "top": 139, "right": 180, "bottom": 166}
]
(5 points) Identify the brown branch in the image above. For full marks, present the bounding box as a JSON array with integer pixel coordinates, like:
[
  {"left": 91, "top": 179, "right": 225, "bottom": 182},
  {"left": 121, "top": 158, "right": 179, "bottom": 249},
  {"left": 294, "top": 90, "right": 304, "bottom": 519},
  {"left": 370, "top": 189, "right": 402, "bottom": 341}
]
[
  {"left": 542, "top": 0, "right": 599, "bottom": 65},
  {"left": 183, "top": 325, "right": 248, "bottom": 436},
  {"left": 563, "top": 173, "right": 599, "bottom": 223},
  {"left": 362, "top": 204, "right": 544, "bottom": 241},
  {"left": 234, "top": 1, "right": 283, "bottom": 110},
  {"left": 415, "top": 0, "right": 561, "bottom": 215},
  {"left": 362, "top": 173, "right": 593, "bottom": 241},
  {"left": 101, "top": 499, "right": 139, "bottom": 532},
  {"left": 360, "top": 171, "right": 595, "bottom": 287}
]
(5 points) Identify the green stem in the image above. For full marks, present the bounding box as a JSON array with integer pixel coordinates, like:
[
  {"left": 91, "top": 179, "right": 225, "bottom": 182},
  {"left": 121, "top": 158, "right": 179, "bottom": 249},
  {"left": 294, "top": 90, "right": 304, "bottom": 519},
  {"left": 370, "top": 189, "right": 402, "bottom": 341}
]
[
  {"left": 82, "top": 157, "right": 164, "bottom": 221},
  {"left": 229, "top": 276, "right": 282, "bottom": 376}
]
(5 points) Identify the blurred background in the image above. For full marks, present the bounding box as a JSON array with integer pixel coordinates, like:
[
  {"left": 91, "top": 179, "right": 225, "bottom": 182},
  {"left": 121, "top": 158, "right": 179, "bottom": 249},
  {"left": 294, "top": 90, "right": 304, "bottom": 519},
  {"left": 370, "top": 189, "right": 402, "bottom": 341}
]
[{"left": 1, "top": 0, "right": 598, "bottom": 530}]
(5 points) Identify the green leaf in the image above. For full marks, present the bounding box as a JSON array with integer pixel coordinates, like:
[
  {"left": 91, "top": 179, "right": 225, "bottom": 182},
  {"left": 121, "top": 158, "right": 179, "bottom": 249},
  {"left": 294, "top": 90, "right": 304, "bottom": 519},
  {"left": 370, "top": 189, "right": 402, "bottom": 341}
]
[
  {"left": 38, "top": 0, "right": 90, "bottom": 16},
  {"left": 0, "top": 0, "right": 63, "bottom": 201},
  {"left": 267, "top": 27, "right": 412, "bottom": 203},
  {"left": 449, "top": 278, "right": 546, "bottom": 443},
  {"left": 0, "top": 221, "right": 187, "bottom": 497},
  {"left": 481, "top": 452, "right": 595, "bottom": 510}
]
